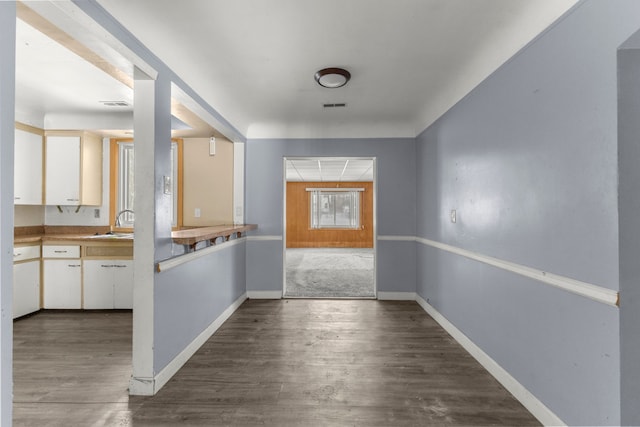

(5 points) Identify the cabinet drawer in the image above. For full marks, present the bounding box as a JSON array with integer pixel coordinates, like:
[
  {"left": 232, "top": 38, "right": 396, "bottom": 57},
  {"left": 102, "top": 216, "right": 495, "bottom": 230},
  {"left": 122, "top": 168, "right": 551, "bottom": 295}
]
[
  {"left": 13, "top": 245, "right": 40, "bottom": 262},
  {"left": 42, "top": 245, "right": 80, "bottom": 258}
]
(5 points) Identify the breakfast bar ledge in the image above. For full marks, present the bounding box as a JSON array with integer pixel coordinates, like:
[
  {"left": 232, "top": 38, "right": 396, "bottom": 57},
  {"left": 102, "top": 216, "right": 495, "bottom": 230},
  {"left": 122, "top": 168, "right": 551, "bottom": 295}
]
[
  {"left": 171, "top": 224, "right": 257, "bottom": 252},
  {"left": 156, "top": 224, "right": 257, "bottom": 273}
]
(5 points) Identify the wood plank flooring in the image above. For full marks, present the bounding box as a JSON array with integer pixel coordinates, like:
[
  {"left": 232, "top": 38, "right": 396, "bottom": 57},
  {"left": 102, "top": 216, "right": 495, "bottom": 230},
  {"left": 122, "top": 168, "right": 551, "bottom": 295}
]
[{"left": 13, "top": 300, "right": 540, "bottom": 426}]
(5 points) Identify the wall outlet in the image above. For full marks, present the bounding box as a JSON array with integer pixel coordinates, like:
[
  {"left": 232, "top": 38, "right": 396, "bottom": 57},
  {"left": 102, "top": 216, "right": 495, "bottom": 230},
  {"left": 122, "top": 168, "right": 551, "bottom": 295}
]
[
  {"left": 194, "top": 208, "right": 201, "bottom": 218},
  {"left": 450, "top": 209, "right": 457, "bottom": 223},
  {"left": 94, "top": 209, "right": 100, "bottom": 218}
]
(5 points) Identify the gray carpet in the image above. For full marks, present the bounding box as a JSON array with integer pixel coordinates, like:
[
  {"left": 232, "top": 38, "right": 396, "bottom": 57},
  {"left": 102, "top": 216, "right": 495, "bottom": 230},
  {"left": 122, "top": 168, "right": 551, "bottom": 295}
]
[{"left": 285, "top": 248, "right": 375, "bottom": 298}]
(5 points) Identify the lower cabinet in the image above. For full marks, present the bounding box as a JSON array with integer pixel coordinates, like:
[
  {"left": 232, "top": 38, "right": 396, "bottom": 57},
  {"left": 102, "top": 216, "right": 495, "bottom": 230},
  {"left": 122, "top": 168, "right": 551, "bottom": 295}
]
[
  {"left": 83, "top": 260, "right": 133, "bottom": 309},
  {"left": 43, "top": 259, "right": 82, "bottom": 309},
  {"left": 13, "top": 260, "right": 40, "bottom": 318}
]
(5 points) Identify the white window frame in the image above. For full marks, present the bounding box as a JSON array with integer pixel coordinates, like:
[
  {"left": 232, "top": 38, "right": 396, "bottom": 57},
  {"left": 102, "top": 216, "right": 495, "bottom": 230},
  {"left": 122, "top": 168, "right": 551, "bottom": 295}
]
[
  {"left": 117, "top": 141, "right": 179, "bottom": 227},
  {"left": 307, "top": 188, "right": 363, "bottom": 229}
]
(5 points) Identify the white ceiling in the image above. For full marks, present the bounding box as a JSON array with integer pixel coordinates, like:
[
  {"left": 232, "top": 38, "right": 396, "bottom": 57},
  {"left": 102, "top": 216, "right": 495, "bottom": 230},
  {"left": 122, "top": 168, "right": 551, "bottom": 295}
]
[
  {"left": 286, "top": 159, "right": 373, "bottom": 182},
  {"left": 14, "top": 0, "right": 578, "bottom": 140},
  {"left": 15, "top": 18, "right": 133, "bottom": 129},
  {"left": 95, "top": 0, "right": 578, "bottom": 139}
]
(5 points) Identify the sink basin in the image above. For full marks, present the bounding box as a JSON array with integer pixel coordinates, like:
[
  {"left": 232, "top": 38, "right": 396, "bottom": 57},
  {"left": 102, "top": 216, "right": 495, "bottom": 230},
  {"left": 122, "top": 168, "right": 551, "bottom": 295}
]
[{"left": 86, "top": 233, "right": 133, "bottom": 239}]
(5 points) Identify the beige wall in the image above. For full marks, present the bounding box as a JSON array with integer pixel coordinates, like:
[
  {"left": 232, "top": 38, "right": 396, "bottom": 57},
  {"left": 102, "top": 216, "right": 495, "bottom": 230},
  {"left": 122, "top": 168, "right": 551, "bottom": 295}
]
[
  {"left": 182, "top": 137, "right": 233, "bottom": 226},
  {"left": 14, "top": 205, "right": 44, "bottom": 227}
]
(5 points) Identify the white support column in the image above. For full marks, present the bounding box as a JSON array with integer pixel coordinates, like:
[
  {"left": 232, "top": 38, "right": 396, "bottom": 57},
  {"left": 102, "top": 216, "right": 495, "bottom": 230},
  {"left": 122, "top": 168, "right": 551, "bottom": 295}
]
[
  {"left": 233, "top": 141, "right": 245, "bottom": 225},
  {"left": 129, "top": 67, "right": 171, "bottom": 395},
  {"left": 0, "top": 3, "right": 15, "bottom": 424}
]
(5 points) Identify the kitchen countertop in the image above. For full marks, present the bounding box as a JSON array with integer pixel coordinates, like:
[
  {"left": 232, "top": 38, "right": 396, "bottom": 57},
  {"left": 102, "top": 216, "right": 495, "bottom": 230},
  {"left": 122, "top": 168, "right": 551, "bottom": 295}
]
[
  {"left": 15, "top": 234, "right": 134, "bottom": 244},
  {"left": 14, "top": 224, "right": 257, "bottom": 247}
]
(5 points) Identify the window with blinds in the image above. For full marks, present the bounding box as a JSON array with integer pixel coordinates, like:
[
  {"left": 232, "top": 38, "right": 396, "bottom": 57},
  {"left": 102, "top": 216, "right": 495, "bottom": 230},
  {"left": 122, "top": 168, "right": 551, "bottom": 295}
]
[{"left": 308, "top": 188, "right": 363, "bottom": 229}]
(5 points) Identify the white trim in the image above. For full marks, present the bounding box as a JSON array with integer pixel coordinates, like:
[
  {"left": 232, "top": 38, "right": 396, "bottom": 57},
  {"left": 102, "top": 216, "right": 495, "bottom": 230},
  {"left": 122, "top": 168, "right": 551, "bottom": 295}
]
[
  {"left": 130, "top": 292, "right": 248, "bottom": 395},
  {"left": 377, "top": 292, "right": 417, "bottom": 300},
  {"left": 246, "top": 235, "right": 282, "bottom": 241},
  {"left": 157, "top": 237, "right": 245, "bottom": 272},
  {"left": 233, "top": 142, "right": 245, "bottom": 225},
  {"left": 128, "top": 376, "right": 154, "bottom": 396},
  {"left": 415, "top": 295, "right": 566, "bottom": 427},
  {"left": 377, "top": 235, "right": 417, "bottom": 242},
  {"left": 414, "top": 236, "right": 618, "bottom": 307},
  {"left": 247, "top": 291, "right": 283, "bottom": 299},
  {"left": 380, "top": 234, "right": 618, "bottom": 306}
]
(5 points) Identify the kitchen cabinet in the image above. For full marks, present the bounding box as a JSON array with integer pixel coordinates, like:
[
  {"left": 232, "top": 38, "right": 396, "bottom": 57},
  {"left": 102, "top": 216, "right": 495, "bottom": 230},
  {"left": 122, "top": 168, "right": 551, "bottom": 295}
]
[
  {"left": 45, "top": 131, "right": 102, "bottom": 206},
  {"left": 14, "top": 127, "right": 43, "bottom": 205},
  {"left": 43, "top": 245, "right": 82, "bottom": 309},
  {"left": 83, "top": 260, "right": 133, "bottom": 309},
  {"left": 13, "top": 244, "right": 41, "bottom": 318}
]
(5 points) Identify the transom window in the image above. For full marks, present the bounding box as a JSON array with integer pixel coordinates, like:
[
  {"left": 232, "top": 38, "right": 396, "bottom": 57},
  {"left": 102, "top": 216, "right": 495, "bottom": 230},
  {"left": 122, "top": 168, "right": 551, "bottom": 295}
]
[{"left": 308, "top": 188, "right": 363, "bottom": 229}]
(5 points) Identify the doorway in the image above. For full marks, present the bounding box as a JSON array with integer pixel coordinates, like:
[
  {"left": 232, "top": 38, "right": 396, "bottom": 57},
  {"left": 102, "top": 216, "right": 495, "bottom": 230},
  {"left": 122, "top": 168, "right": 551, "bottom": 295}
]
[{"left": 283, "top": 157, "right": 376, "bottom": 298}]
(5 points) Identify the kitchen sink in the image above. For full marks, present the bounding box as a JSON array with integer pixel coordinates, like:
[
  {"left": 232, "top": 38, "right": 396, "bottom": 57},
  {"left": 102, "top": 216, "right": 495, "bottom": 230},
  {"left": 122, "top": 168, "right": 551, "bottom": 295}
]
[{"left": 86, "top": 233, "right": 133, "bottom": 239}]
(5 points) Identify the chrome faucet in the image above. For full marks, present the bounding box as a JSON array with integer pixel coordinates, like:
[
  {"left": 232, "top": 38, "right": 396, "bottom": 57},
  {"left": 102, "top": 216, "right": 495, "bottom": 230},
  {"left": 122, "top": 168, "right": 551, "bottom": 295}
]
[{"left": 115, "top": 209, "right": 135, "bottom": 227}]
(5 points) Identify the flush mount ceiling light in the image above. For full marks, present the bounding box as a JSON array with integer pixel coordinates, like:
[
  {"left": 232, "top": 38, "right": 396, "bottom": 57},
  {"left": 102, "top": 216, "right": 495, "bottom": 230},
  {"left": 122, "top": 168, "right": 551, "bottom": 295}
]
[{"left": 314, "top": 67, "right": 351, "bottom": 88}]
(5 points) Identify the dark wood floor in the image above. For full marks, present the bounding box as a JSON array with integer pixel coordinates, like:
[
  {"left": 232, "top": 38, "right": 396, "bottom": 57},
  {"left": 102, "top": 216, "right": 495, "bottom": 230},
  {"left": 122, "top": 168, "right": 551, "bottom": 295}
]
[{"left": 13, "top": 300, "right": 540, "bottom": 426}]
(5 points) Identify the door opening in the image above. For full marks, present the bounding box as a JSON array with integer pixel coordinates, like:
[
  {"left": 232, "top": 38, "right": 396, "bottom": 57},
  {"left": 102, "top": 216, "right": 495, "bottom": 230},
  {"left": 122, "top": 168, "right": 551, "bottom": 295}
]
[{"left": 283, "top": 157, "right": 376, "bottom": 298}]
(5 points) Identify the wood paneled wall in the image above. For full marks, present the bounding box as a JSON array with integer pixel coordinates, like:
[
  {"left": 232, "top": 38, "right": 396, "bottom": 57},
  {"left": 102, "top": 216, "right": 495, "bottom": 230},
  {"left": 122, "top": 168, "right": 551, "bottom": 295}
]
[{"left": 286, "top": 181, "right": 373, "bottom": 248}]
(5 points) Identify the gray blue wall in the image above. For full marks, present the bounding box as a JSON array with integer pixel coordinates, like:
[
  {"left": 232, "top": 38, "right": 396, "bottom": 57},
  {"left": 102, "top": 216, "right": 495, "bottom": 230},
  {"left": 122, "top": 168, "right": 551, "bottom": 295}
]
[
  {"left": 0, "top": 2, "right": 15, "bottom": 424},
  {"left": 154, "top": 241, "right": 246, "bottom": 371},
  {"left": 618, "top": 27, "right": 640, "bottom": 426},
  {"left": 415, "top": 1, "right": 640, "bottom": 424},
  {"left": 245, "top": 138, "right": 416, "bottom": 294}
]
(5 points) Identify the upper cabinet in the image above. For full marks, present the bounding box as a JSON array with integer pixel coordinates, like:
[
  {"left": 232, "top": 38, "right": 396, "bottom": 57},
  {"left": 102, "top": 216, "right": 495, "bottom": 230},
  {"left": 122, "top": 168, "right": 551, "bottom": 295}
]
[
  {"left": 14, "top": 126, "right": 43, "bottom": 205},
  {"left": 45, "top": 131, "right": 102, "bottom": 206}
]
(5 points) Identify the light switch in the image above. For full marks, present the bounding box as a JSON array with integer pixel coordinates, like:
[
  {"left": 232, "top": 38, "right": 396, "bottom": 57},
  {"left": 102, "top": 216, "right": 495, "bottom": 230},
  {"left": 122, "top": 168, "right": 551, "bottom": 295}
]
[
  {"left": 163, "top": 175, "right": 172, "bottom": 195},
  {"left": 450, "top": 209, "right": 457, "bottom": 223}
]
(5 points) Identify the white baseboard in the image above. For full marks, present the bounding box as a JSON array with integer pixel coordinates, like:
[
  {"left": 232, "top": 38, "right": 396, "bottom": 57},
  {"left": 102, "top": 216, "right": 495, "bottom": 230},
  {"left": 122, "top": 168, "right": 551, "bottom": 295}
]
[
  {"left": 131, "top": 292, "right": 248, "bottom": 395},
  {"left": 377, "top": 291, "right": 416, "bottom": 300},
  {"left": 247, "top": 290, "right": 282, "bottom": 299},
  {"left": 414, "top": 294, "right": 565, "bottom": 427},
  {"left": 128, "top": 376, "right": 154, "bottom": 396}
]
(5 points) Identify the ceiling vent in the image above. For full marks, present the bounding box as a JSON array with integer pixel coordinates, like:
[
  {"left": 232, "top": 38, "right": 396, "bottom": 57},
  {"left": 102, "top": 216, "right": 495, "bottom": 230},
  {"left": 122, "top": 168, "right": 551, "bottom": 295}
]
[
  {"left": 100, "top": 100, "right": 130, "bottom": 107},
  {"left": 323, "top": 103, "right": 347, "bottom": 108}
]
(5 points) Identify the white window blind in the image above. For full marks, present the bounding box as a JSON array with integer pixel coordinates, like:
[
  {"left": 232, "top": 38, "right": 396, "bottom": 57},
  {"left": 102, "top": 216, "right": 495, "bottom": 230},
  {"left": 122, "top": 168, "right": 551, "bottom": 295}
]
[{"left": 307, "top": 188, "right": 363, "bottom": 229}]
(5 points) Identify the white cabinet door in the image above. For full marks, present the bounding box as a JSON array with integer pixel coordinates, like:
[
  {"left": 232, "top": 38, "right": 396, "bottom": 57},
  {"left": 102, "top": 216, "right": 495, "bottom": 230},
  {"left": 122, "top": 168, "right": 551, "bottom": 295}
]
[
  {"left": 13, "top": 261, "right": 40, "bottom": 318},
  {"left": 43, "top": 260, "right": 82, "bottom": 309},
  {"left": 113, "top": 260, "right": 133, "bottom": 309},
  {"left": 14, "top": 129, "right": 42, "bottom": 205},
  {"left": 45, "top": 136, "right": 80, "bottom": 205},
  {"left": 83, "top": 260, "right": 114, "bottom": 309},
  {"left": 83, "top": 260, "right": 133, "bottom": 309}
]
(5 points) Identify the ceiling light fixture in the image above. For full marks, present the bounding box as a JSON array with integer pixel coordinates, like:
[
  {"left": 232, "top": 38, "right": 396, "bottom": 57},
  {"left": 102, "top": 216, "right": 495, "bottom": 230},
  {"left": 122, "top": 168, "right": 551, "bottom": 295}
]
[{"left": 314, "top": 67, "right": 351, "bottom": 88}]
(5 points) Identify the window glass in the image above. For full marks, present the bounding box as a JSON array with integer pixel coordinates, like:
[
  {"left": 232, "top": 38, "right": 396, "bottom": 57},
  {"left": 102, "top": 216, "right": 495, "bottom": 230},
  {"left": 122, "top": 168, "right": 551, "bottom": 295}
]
[
  {"left": 310, "top": 190, "right": 360, "bottom": 229},
  {"left": 116, "top": 141, "right": 179, "bottom": 227}
]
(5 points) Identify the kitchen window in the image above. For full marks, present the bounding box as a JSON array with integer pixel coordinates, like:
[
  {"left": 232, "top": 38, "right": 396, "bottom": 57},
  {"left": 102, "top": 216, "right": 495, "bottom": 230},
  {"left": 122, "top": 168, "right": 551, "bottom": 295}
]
[
  {"left": 308, "top": 188, "right": 363, "bottom": 229},
  {"left": 110, "top": 138, "right": 183, "bottom": 229}
]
